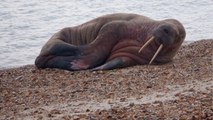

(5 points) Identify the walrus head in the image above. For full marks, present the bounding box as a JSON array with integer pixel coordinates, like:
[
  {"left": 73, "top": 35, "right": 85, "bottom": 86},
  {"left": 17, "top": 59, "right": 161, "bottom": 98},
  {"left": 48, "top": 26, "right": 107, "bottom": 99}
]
[{"left": 139, "top": 19, "right": 186, "bottom": 64}]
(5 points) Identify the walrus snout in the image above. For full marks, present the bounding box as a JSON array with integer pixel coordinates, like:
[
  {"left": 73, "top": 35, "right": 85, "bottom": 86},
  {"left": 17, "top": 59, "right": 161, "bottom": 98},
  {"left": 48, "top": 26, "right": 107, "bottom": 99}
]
[
  {"left": 138, "top": 24, "right": 180, "bottom": 64},
  {"left": 153, "top": 24, "right": 177, "bottom": 46}
]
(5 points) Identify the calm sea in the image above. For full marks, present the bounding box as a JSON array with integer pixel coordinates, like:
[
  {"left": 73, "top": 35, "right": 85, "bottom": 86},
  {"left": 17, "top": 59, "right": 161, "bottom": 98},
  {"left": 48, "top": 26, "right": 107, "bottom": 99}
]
[{"left": 0, "top": 0, "right": 212, "bottom": 68}]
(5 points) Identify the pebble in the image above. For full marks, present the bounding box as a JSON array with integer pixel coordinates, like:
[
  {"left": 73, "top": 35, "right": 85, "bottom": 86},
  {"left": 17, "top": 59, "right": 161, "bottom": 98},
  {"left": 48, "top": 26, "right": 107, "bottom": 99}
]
[
  {"left": 50, "top": 109, "right": 61, "bottom": 114},
  {"left": 47, "top": 113, "right": 54, "bottom": 117},
  {"left": 15, "top": 76, "right": 23, "bottom": 80},
  {"left": 146, "top": 85, "right": 152, "bottom": 88},
  {"left": 120, "top": 97, "right": 126, "bottom": 102},
  {"left": 86, "top": 109, "right": 90, "bottom": 112},
  {"left": 129, "top": 102, "right": 135, "bottom": 107},
  {"left": 73, "top": 115, "right": 80, "bottom": 120},
  {"left": 30, "top": 69, "right": 36, "bottom": 73}
]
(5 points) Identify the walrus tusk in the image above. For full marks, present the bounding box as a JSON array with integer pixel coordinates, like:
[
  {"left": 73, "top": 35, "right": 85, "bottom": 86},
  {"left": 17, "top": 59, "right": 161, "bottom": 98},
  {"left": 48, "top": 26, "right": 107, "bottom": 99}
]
[
  {"left": 149, "top": 44, "right": 163, "bottom": 64},
  {"left": 138, "top": 36, "right": 155, "bottom": 53}
]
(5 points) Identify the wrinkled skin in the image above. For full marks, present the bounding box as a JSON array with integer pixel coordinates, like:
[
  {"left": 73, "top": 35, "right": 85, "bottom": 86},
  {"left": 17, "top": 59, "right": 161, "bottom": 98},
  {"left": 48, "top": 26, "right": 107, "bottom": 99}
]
[{"left": 35, "top": 13, "right": 186, "bottom": 71}]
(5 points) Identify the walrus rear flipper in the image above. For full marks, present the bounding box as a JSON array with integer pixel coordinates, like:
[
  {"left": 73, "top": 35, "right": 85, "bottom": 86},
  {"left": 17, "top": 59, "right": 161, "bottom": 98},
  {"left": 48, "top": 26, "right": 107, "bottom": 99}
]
[
  {"left": 35, "top": 55, "right": 79, "bottom": 71},
  {"left": 92, "top": 57, "right": 136, "bottom": 70},
  {"left": 35, "top": 43, "right": 81, "bottom": 70}
]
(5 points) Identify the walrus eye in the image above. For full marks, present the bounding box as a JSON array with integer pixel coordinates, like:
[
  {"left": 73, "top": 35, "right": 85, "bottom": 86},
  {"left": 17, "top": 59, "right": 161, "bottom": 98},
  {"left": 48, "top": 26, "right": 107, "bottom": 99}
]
[
  {"left": 152, "top": 24, "right": 176, "bottom": 46},
  {"left": 163, "top": 28, "right": 169, "bottom": 34}
]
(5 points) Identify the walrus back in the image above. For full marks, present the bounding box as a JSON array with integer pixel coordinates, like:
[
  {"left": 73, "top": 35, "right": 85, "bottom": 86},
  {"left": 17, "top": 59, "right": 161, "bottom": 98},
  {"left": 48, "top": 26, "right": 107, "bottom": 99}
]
[{"left": 57, "top": 13, "right": 149, "bottom": 46}]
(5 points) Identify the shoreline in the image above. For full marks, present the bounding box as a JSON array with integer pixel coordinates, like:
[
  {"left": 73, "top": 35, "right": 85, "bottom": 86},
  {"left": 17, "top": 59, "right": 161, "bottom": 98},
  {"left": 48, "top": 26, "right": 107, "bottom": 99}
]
[
  {"left": 0, "top": 39, "right": 212, "bottom": 119},
  {"left": 0, "top": 39, "right": 211, "bottom": 71}
]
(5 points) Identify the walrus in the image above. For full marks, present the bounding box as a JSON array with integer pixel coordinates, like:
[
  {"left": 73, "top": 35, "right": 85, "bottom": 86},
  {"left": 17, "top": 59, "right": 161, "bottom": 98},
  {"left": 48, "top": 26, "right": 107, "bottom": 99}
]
[{"left": 35, "top": 13, "right": 186, "bottom": 71}]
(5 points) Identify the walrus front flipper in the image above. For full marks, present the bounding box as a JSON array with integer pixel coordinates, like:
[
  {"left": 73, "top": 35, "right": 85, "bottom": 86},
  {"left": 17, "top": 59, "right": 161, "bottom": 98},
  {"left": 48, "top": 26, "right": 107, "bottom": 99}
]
[{"left": 92, "top": 57, "right": 136, "bottom": 70}]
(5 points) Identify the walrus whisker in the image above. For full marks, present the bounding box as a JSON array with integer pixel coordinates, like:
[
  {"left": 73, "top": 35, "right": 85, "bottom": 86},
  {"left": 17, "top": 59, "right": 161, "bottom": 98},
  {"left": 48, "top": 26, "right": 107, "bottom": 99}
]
[
  {"left": 138, "top": 36, "right": 155, "bottom": 53},
  {"left": 149, "top": 44, "right": 163, "bottom": 64}
]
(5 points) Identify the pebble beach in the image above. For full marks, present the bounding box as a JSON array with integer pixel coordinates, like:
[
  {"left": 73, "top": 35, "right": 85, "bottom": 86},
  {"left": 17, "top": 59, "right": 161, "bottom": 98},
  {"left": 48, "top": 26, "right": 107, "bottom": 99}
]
[{"left": 0, "top": 39, "right": 212, "bottom": 119}]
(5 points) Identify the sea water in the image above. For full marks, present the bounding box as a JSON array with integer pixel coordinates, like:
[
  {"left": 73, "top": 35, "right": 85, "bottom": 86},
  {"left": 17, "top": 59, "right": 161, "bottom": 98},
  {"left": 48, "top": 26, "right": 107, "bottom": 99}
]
[{"left": 0, "top": 0, "right": 212, "bottom": 68}]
